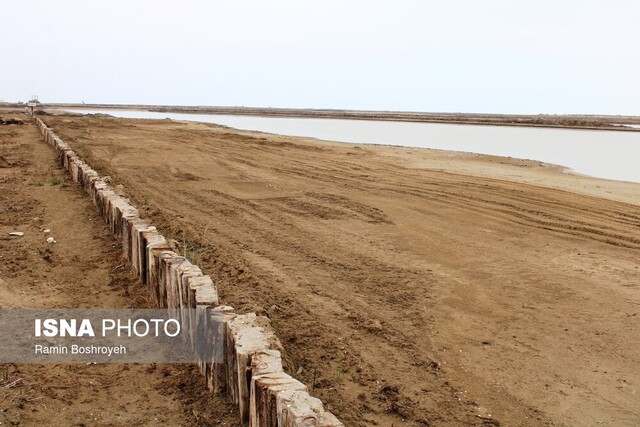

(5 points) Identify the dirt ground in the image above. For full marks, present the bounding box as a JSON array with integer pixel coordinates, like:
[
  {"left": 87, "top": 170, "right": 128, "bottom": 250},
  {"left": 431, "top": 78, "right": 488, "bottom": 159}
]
[
  {"left": 0, "top": 113, "right": 239, "bottom": 426},
  {"left": 4, "top": 111, "right": 640, "bottom": 426}
]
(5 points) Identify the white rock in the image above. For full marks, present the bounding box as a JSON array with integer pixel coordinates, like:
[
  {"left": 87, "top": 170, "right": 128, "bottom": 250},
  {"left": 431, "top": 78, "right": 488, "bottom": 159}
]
[
  {"left": 46, "top": 237, "right": 56, "bottom": 244},
  {"left": 9, "top": 232, "right": 24, "bottom": 237},
  {"left": 43, "top": 229, "right": 51, "bottom": 234}
]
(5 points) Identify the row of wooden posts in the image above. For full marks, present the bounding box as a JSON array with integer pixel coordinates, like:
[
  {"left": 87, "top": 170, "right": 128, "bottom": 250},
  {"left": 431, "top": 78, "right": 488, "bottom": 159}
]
[{"left": 33, "top": 116, "right": 343, "bottom": 427}]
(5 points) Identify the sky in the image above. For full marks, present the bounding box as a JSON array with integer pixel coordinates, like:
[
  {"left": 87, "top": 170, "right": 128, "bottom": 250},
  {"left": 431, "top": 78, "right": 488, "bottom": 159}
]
[{"left": 1, "top": 0, "right": 639, "bottom": 115}]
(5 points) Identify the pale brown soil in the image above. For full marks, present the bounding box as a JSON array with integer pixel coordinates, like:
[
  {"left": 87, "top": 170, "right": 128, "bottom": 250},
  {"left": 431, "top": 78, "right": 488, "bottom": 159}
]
[
  {"left": 0, "top": 113, "right": 239, "bottom": 426},
  {"left": 5, "top": 112, "right": 640, "bottom": 426}
]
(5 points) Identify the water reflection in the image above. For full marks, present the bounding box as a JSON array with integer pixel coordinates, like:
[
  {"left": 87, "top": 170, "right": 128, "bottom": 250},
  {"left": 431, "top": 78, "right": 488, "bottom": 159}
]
[{"left": 64, "top": 109, "right": 640, "bottom": 183}]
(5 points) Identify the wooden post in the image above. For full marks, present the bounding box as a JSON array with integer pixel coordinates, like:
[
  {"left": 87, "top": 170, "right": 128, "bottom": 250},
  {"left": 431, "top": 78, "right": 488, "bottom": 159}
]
[
  {"left": 158, "top": 252, "right": 184, "bottom": 309},
  {"left": 276, "top": 390, "right": 344, "bottom": 427},
  {"left": 208, "top": 305, "right": 235, "bottom": 394},
  {"left": 226, "top": 314, "right": 282, "bottom": 424},
  {"left": 251, "top": 372, "right": 307, "bottom": 427},
  {"left": 131, "top": 222, "right": 156, "bottom": 278}
]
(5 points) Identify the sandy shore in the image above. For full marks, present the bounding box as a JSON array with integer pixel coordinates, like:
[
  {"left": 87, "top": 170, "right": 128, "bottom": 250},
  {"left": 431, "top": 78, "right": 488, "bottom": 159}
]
[{"left": 4, "top": 112, "right": 640, "bottom": 425}]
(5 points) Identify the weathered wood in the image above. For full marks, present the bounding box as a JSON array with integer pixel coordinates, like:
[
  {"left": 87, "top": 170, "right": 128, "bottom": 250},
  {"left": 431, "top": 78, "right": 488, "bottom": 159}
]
[
  {"left": 187, "top": 275, "right": 219, "bottom": 309},
  {"left": 62, "top": 150, "right": 76, "bottom": 171},
  {"left": 176, "top": 264, "right": 202, "bottom": 336},
  {"left": 81, "top": 168, "right": 99, "bottom": 194},
  {"left": 105, "top": 195, "right": 137, "bottom": 237},
  {"left": 178, "top": 264, "right": 202, "bottom": 310},
  {"left": 77, "top": 163, "right": 93, "bottom": 189},
  {"left": 104, "top": 193, "right": 120, "bottom": 232},
  {"left": 158, "top": 252, "right": 184, "bottom": 309},
  {"left": 137, "top": 228, "right": 161, "bottom": 284},
  {"left": 99, "top": 189, "right": 117, "bottom": 222},
  {"left": 75, "top": 160, "right": 87, "bottom": 180},
  {"left": 57, "top": 147, "right": 74, "bottom": 169},
  {"left": 95, "top": 189, "right": 116, "bottom": 223},
  {"left": 147, "top": 245, "right": 172, "bottom": 307},
  {"left": 131, "top": 222, "right": 156, "bottom": 278},
  {"left": 122, "top": 217, "right": 146, "bottom": 264},
  {"left": 248, "top": 350, "right": 286, "bottom": 427},
  {"left": 52, "top": 136, "right": 64, "bottom": 149},
  {"left": 144, "top": 233, "right": 168, "bottom": 289},
  {"left": 226, "top": 313, "right": 282, "bottom": 424},
  {"left": 276, "top": 390, "right": 343, "bottom": 427},
  {"left": 207, "top": 305, "right": 236, "bottom": 394},
  {"left": 251, "top": 350, "right": 284, "bottom": 378},
  {"left": 251, "top": 372, "right": 307, "bottom": 427},
  {"left": 90, "top": 180, "right": 109, "bottom": 209},
  {"left": 186, "top": 275, "right": 218, "bottom": 350},
  {"left": 168, "top": 258, "right": 191, "bottom": 310},
  {"left": 68, "top": 158, "right": 83, "bottom": 183},
  {"left": 63, "top": 152, "right": 76, "bottom": 173},
  {"left": 184, "top": 275, "right": 219, "bottom": 373}
]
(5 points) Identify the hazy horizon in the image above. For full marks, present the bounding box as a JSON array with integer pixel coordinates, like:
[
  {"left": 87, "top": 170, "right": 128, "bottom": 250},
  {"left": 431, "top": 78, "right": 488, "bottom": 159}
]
[{"left": 2, "top": 1, "right": 639, "bottom": 115}]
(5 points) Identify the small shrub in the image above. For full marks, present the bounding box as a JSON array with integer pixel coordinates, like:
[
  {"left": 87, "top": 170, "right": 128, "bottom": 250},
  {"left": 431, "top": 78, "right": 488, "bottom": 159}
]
[{"left": 46, "top": 176, "right": 67, "bottom": 186}]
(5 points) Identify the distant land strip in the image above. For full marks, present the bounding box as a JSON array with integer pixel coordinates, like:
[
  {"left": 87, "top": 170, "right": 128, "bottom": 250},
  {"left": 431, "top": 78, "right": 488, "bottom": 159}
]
[{"left": 5, "top": 102, "right": 640, "bottom": 131}]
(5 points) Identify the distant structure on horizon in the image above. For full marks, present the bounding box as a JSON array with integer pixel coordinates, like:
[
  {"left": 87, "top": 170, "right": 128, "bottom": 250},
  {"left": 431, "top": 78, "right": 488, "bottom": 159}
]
[{"left": 27, "top": 95, "right": 40, "bottom": 114}]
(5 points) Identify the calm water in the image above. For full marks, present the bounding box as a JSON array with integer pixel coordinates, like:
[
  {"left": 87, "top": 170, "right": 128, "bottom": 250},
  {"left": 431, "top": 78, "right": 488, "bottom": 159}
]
[{"left": 64, "top": 109, "right": 640, "bottom": 183}]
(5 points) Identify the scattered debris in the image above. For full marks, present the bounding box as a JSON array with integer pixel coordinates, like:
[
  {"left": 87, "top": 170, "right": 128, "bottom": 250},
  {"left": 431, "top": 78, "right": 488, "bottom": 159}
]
[
  {"left": 8, "top": 232, "right": 24, "bottom": 237},
  {"left": 0, "top": 118, "right": 24, "bottom": 125},
  {"left": 4, "top": 377, "right": 23, "bottom": 389}
]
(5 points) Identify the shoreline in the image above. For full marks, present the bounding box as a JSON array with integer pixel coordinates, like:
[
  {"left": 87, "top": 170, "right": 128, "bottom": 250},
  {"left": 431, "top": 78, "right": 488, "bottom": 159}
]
[
  {"left": 206, "top": 121, "right": 640, "bottom": 207},
  {"left": 43, "top": 107, "right": 640, "bottom": 187},
  {"left": 13, "top": 103, "right": 640, "bottom": 132}
]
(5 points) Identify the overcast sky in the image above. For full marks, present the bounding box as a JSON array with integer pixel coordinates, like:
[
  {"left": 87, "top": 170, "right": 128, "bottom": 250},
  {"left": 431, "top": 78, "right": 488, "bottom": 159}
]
[{"left": 2, "top": 1, "right": 638, "bottom": 114}]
